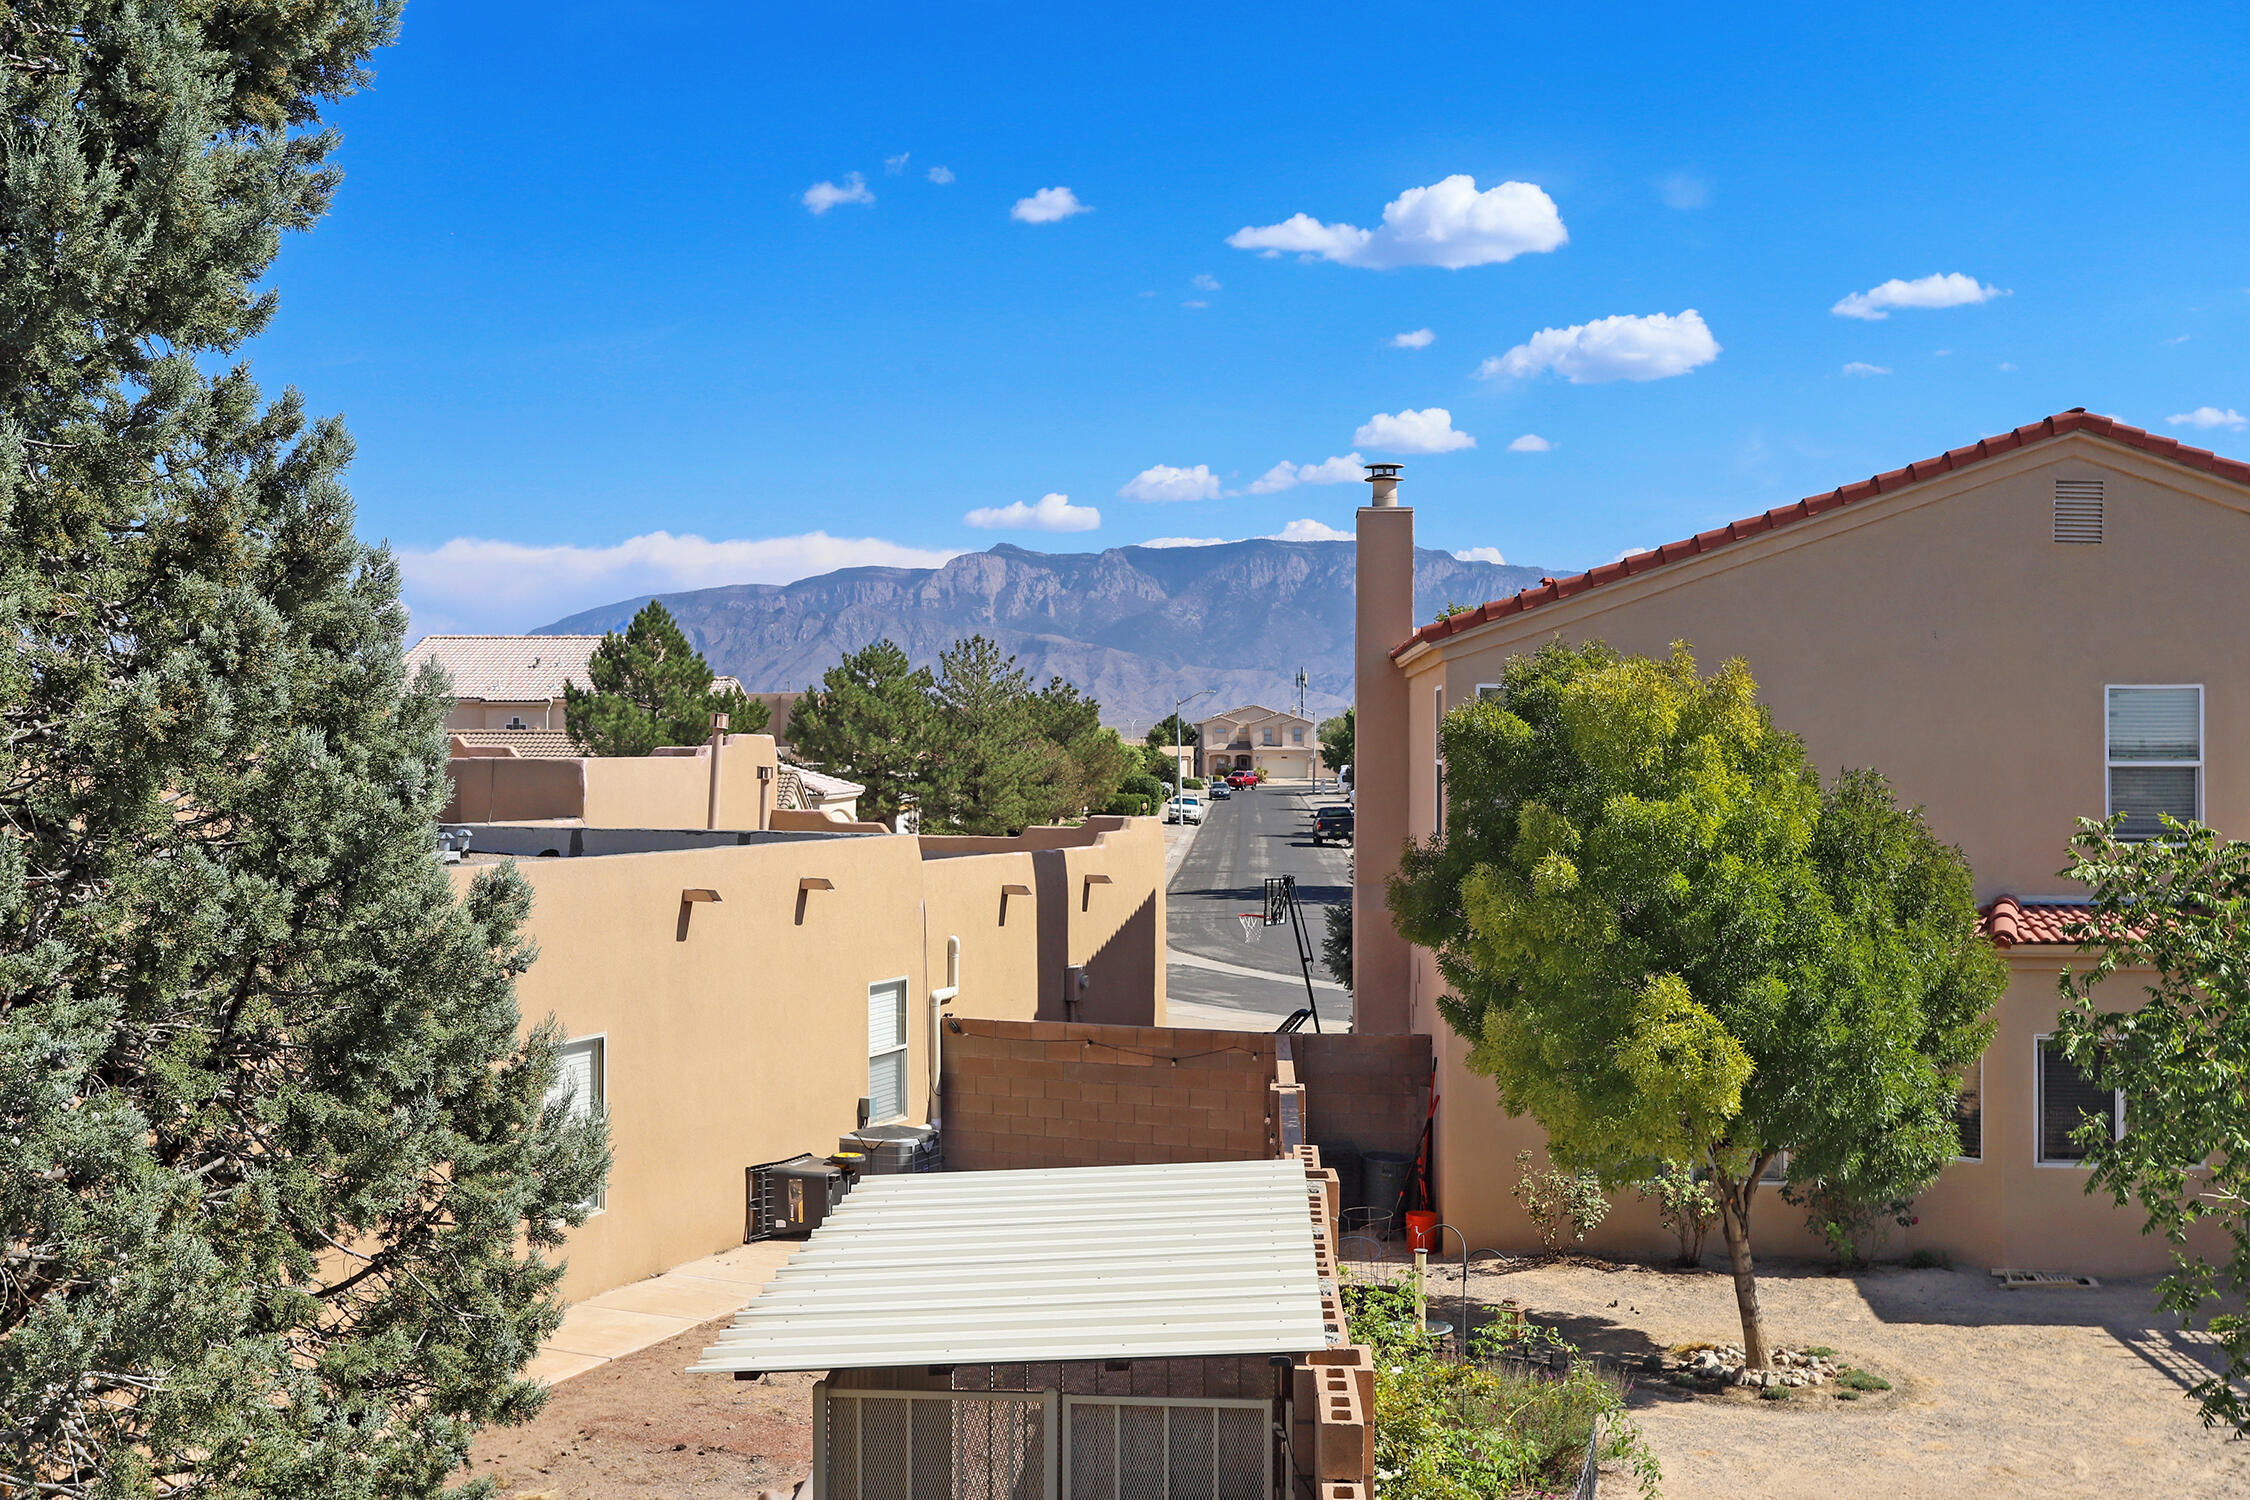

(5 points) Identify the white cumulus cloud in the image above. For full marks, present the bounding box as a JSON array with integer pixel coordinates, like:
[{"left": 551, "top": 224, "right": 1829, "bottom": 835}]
[
  {"left": 1265, "top": 519, "right": 1352, "bottom": 542},
  {"left": 1192, "top": 273, "right": 1221, "bottom": 292},
  {"left": 1119, "top": 464, "right": 1222, "bottom": 503},
  {"left": 399, "top": 531, "right": 958, "bottom": 637},
  {"left": 1841, "top": 362, "right": 1892, "bottom": 377},
  {"left": 1392, "top": 328, "right": 1436, "bottom": 349},
  {"left": 1454, "top": 546, "right": 1508, "bottom": 564},
  {"left": 1476, "top": 310, "right": 1720, "bottom": 384},
  {"left": 1506, "top": 433, "right": 1553, "bottom": 453},
  {"left": 1012, "top": 186, "right": 1091, "bottom": 223},
  {"left": 1138, "top": 536, "right": 1227, "bottom": 549},
  {"left": 883, "top": 153, "right": 911, "bottom": 175},
  {"left": 964, "top": 492, "right": 1101, "bottom": 532},
  {"left": 1354, "top": 408, "right": 1474, "bottom": 454},
  {"left": 802, "top": 173, "right": 874, "bottom": 215},
  {"left": 927, "top": 165, "right": 955, "bottom": 185},
  {"left": 1248, "top": 453, "right": 1365, "bottom": 494},
  {"left": 1831, "top": 273, "right": 2008, "bottom": 320},
  {"left": 1226, "top": 175, "right": 1566, "bottom": 270},
  {"left": 2168, "top": 406, "right": 2248, "bottom": 431}
]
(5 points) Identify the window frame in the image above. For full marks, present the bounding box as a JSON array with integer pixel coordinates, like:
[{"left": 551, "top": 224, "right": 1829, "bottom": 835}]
[
  {"left": 1952, "top": 1055, "right": 1984, "bottom": 1164},
  {"left": 1432, "top": 686, "right": 1447, "bottom": 835},
  {"left": 867, "top": 976, "right": 911, "bottom": 1125},
  {"left": 2104, "top": 683, "right": 2203, "bottom": 837},
  {"left": 551, "top": 1033, "right": 608, "bottom": 1214},
  {"left": 2033, "top": 1032, "right": 2123, "bottom": 1168}
]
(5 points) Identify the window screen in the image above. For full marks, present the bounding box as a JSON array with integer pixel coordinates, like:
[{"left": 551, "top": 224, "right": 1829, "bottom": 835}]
[
  {"left": 1954, "top": 1062, "right": 1982, "bottom": 1161},
  {"left": 2038, "top": 1038, "right": 2118, "bottom": 1164},
  {"left": 2107, "top": 686, "right": 2201, "bottom": 838},
  {"left": 868, "top": 979, "right": 909, "bottom": 1123},
  {"left": 549, "top": 1037, "right": 605, "bottom": 1211}
]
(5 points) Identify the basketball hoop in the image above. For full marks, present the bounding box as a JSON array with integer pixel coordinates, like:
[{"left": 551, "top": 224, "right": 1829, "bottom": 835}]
[{"left": 1238, "top": 912, "right": 1264, "bottom": 944}]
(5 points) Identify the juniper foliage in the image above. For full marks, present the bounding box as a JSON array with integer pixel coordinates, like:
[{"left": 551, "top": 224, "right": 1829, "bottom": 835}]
[{"left": 0, "top": 5, "right": 608, "bottom": 1494}]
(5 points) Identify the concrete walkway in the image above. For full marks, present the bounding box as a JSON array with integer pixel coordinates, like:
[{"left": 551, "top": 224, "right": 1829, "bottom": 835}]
[{"left": 523, "top": 1239, "right": 799, "bottom": 1385}]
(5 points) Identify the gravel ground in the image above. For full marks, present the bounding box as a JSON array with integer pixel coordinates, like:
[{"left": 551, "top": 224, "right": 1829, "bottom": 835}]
[{"left": 1419, "top": 1257, "right": 2250, "bottom": 1499}]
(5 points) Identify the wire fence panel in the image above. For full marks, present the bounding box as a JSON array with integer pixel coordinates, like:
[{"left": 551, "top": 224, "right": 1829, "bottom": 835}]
[{"left": 823, "top": 1391, "right": 1047, "bottom": 1500}]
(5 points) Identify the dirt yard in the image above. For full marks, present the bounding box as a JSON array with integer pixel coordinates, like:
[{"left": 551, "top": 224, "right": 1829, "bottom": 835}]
[
  {"left": 1431, "top": 1256, "right": 2250, "bottom": 1500},
  {"left": 461, "top": 1315, "right": 815, "bottom": 1499}
]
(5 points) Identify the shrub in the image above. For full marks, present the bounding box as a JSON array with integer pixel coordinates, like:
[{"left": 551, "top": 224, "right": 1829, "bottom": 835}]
[
  {"left": 1835, "top": 1368, "right": 1891, "bottom": 1392},
  {"left": 1638, "top": 1161, "right": 1717, "bottom": 1267},
  {"left": 1758, "top": 1385, "right": 1790, "bottom": 1401},
  {"left": 1343, "top": 1279, "right": 1658, "bottom": 1500},
  {"left": 1183, "top": 776, "right": 1205, "bottom": 789},
  {"left": 1904, "top": 1247, "right": 1950, "bottom": 1270},
  {"left": 1122, "top": 771, "right": 1165, "bottom": 801},
  {"left": 1781, "top": 1177, "right": 1918, "bottom": 1268},
  {"left": 1104, "top": 793, "right": 1153, "bottom": 817},
  {"left": 1513, "top": 1151, "right": 1611, "bottom": 1253}
]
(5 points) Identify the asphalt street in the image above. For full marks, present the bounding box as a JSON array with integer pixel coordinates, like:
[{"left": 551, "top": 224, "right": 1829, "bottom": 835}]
[{"left": 1164, "top": 781, "right": 1355, "bottom": 1031}]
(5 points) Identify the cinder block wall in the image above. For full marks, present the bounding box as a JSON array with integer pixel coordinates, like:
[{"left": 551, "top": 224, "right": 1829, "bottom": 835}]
[
  {"left": 1293, "top": 1034, "right": 1431, "bottom": 1159},
  {"left": 941, "top": 1020, "right": 1278, "bottom": 1170}
]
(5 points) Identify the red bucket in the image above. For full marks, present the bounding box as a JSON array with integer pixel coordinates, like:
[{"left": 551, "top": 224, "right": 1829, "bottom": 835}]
[{"left": 1405, "top": 1211, "right": 1439, "bottom": 1252}]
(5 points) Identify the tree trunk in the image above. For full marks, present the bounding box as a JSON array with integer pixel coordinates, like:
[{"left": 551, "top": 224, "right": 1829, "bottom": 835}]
[{"left": 1718, "top": 1183, "right": 1770, "bottom": 1369}]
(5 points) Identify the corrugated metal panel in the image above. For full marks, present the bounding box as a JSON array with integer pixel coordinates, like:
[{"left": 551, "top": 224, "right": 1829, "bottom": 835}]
[{"left": 691, "top": 1159, "right": 1327, "bottom": 1373}]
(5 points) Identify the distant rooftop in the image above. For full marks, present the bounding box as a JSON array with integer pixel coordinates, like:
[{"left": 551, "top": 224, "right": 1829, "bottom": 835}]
[{"left": 408, "top": 634, "right": 603, "bottom": 701}]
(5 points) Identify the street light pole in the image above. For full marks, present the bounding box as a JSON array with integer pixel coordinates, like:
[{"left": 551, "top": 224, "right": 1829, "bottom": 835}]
[{"left": 1174, "top": 687, "right": 1215, "bottom": 789}]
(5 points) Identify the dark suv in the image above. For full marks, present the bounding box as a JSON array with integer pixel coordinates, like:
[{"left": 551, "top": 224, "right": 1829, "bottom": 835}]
[{"left": 1311, "top": 804, "right": 1354, "bottom": 845}]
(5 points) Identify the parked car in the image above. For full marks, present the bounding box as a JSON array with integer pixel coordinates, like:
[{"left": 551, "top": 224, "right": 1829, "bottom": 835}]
[
  {"left": 1225, "top": 770, "right": 1258, "bottom": 788},
  {"left": 1310, "top": 804, "right": 1354, "bottom": 845},
  {"left": 1164, "top": 794, "right": 1206, "bottom": 825},
  {"left": 1208, "top": 781, "right": 1232, "bottom": 800}
]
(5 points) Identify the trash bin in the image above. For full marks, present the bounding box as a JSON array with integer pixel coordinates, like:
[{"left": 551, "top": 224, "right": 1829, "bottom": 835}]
[
  {"left": 1319, "top": 1143, "right": 1364, "bottom": 1213},
  {"left": 1363, "top": 1150, "right": 1414, "bottom": 1230}
]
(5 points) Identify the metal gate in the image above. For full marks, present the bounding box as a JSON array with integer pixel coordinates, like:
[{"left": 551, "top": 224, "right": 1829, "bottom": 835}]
[
  {"left": 816, "top": 1389, "right": 1270, "bottom": 1500},
  {"left": 1062, "top": 1398, "right": 1269, "bottom": 1500}
]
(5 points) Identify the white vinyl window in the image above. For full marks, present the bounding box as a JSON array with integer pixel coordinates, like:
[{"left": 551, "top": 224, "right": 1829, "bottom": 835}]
[
  {"left": 1291, "top": 728, "right": 1304, "bottom": 745},
  {"left": 1954, "top": 1059, "right": 1983, "bottom": 1162},
  {"left": 1261, "top": 727, "right": 1277, "bottom": 745},
  {"left": 549, "top": 1036, "right": 607, "bottom": 1212},
  {"left": 868, "top": 978, "right": 910, "bottom": 1124},
  {"left": 2036, "top": 1035, "right": 2122, "bottom": 1165},
  {"left": 2106, "top": 685, "right": 2201, "bottom": 840}
]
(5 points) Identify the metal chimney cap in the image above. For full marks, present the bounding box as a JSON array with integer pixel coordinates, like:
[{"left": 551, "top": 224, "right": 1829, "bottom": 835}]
[{"left": 1364, "top": 463, "right": 1404, "bottom": 481}]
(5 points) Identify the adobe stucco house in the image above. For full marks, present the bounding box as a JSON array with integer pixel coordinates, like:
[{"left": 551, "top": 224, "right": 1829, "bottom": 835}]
[
  {"left": 450, "top": 814, "right": 1168, "bottom": 1303},
  {"left": 1352, "top": 411, "right": 2249, "bottom": 1275},
  {"left": 406, "top": 633, "right": 603, "bottom": 756},
  {"left": 1196, "top": 704, "right": 1318, "bottom": 780}
]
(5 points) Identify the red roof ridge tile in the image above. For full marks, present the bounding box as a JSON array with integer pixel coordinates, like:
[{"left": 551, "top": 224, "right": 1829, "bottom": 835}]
[
  {"left": 1393, "top": 409, "right": 2250, "bottom": 658},
  {"left": 1979, "top": 894, "right": 2100, "bottom": 948}
]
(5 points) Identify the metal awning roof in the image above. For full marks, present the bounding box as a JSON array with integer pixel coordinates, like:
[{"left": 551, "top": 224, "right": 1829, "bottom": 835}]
[{"left": 690, "top": 1158, "right": 1327, "bottom": 1374}]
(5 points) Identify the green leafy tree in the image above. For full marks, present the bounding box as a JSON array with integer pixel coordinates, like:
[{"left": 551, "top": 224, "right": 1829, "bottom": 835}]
[
  {"left": 785, "top": 639, "right": 935, "bottom": 827},
  {"left": 2054, "top": 817, "right": 2250, "bottom": 1433},
  {"left": 1318, "top": 708, "right": 1355, "bottom": 772},
  {"left": 1146, "top": 713, "right": 1200, "bottom": 749},
  {"left": 1390, "top": 642, "right": 1998, "bottom": 1366},
  {"left": 927, "top": 636, "right": 1055, "bottom": 835},
  {"left": 1033, "top": 679, "right": 1133, "bottom": 818},
  {"left": 562, "top": 600, "right": 767, "bottom": 755},
  {"left": 0, "top": 6, "right": 609, "bottom": 1495}
]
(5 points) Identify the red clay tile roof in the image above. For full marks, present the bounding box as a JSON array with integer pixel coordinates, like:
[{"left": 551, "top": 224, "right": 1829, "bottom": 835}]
[
  {"left": 1394, "top": 409, "right": 2250, "bottom": 658},
  {"left": 1981, "top": 896, "right": 2097, "bottom": 948}
]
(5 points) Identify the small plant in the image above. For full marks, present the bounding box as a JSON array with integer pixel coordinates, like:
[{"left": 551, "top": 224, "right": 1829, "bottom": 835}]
[
  {"left": 1803, "top": 1345, "right": 1838, "bottom": 1359},
  {"left": 1781, "top": 1176, "right": 1918, "bottom": 1268},
  {"left": 1758, "top": 1385, "right": 1790, "bottom": 1401},
  {"left": 1835, "top": 1367, "right": 1890, "bottom": 1392},
  {"left": 1834, "top": 1389, "right": 1860, "bottom": 1401},
  {"left": 1904, "top": 1247, "right": 1950, "bottom": 1270},
  {"left": 1513, "top": 1151, "right": 1610, "bottom": 1253},
  {"left": 1638, "top": 1161, "right": 1717, "bottom": 1267}
]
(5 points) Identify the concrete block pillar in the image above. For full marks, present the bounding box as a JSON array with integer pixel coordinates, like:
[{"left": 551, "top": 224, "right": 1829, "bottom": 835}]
[{"left": 1353, "top": 470, "right": 1414, "bottom": 1035}]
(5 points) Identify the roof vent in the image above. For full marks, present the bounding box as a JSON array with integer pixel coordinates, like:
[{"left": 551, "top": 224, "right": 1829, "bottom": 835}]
[{"left": 2053, "top": 478, "right": 2103, "bottom": 544}]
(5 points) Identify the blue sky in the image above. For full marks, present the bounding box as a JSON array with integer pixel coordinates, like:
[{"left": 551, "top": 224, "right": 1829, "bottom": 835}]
[{"left": 254, "top": 1, "right": 2250, "bottom": 636}]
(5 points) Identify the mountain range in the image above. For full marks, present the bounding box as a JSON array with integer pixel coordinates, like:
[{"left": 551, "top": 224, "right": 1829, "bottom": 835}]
[{"left": 537, "top": 540, "right": 1551, "bottom": 727}]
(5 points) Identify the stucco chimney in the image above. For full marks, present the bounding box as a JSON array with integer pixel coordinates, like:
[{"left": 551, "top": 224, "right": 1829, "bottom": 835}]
[{"left": 1353, "top": 464, "right": 1414, "bottom": 1034}]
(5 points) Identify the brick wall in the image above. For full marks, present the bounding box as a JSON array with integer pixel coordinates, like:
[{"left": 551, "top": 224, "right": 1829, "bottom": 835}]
[
  {"left": 1293, "top": 1033, "right": 1431, "bottom": 1159},
  {"left": 940, "top": 1019, "right": 1278, "bottom": 1171},
  {"left": 939, "top": 1020, "right": 1432, "bottom": 1176}
]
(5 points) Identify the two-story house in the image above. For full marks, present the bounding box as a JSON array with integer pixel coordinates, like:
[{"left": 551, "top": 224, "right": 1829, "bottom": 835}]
[
  {"left": 1195, "top": 704, "right": 1318, "bottom": 781},
  {"left": 1351, "top": 411, "right": 2249, "bottom": 1273}
]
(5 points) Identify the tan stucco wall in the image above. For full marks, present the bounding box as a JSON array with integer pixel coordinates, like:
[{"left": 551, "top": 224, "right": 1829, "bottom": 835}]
[
  {"left": 1390, "top": 437, "right": 2250, "bottom": 1272},
  {"left": 441, "top": 735, "right": 784, "bottom": 829},
  {"left": 457, "top": 813, "right": 1167, "bottom": 1303},
  {"left": 445, "top": 699, "right": 560, "bottom": 732}
]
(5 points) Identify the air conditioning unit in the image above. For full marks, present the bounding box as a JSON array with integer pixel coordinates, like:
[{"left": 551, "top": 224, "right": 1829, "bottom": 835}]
[{"left": 745, "top": 1154, "right": 849, "bottom": 1241}]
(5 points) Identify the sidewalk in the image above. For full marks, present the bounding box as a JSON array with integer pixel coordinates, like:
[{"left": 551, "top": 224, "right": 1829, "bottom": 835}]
[{"left": 523, "top": 1238, "right": 798, "bottom": 1385}]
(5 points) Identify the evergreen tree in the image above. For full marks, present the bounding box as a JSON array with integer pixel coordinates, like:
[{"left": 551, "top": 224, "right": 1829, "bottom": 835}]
[
  {"left": 562, "top": 600, "right": 767, "bottom": 755},
  {"left": 786, "top": 639, "right": 935, "bottom": 826},
  {"left": 1033, "top": 678, "right": 1133, "bottom": 818},
  {"left": 1145, "top": 713, "right": 1200, "bottom": 749},
  {"left": 1318, "top": 708, "right": 1355, "bottom": 772},
  {"left": 927, "top": 636, "right": 1054, "bottom": 835},
  {"left": 0, "top": 5, "right": 608, "bottom": 1495}
]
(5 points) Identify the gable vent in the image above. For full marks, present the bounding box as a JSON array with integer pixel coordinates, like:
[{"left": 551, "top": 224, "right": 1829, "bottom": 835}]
[{"left": 2053, "top": 478, "right": 2104, "bottom": 544}]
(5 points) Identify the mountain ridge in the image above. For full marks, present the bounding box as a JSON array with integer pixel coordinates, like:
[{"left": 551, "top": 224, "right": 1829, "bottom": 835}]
[{"left": 535, "top": 539, "right": 1551, "bottom": 725}]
